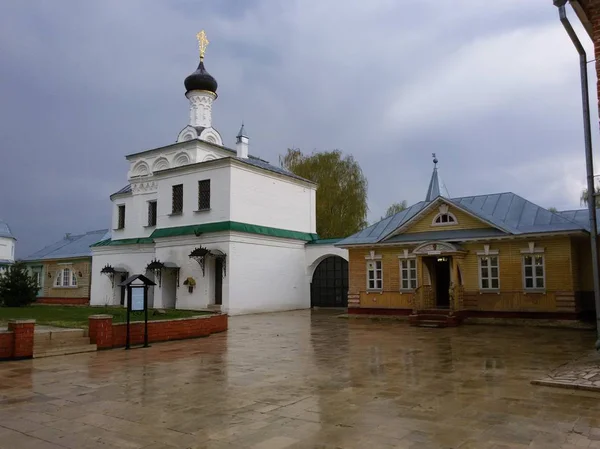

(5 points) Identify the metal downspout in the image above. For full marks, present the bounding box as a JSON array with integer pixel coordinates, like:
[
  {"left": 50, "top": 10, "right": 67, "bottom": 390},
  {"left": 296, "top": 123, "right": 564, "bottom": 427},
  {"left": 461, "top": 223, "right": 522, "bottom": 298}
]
[{"left": 554, "top": 0, "right": 600, "bottom": 350}]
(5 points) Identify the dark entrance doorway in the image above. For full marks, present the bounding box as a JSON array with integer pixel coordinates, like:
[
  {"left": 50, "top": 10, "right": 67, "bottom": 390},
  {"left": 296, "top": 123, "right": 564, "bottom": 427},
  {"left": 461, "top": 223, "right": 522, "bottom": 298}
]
[
  {"left": 215, "top": 258, "right": 223, "bottom": 306},
  {"left": 435, "top": 257, "right": 451, "bottom": 308},
  {"left": 311, "top": 256, "right": 349, "bottom": 308}
]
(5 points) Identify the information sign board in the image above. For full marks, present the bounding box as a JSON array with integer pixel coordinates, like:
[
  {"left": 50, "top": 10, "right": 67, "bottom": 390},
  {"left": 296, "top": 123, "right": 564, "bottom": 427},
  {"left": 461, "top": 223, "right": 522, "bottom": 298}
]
[{"left": 131, "top": 287, "right": 145, "bottom": 311}]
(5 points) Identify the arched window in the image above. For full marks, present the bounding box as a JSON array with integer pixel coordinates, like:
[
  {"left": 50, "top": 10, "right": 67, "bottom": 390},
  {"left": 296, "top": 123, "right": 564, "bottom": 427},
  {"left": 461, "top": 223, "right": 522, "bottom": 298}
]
[
  {"left": 431, "top": 204, "right": 458, "bottom": 226},
  {"left": 433, "top": 213, "right": 457, "bottom": 225},
  {"left": 55, "top": 268, "right": 77, "bottom": 287}
]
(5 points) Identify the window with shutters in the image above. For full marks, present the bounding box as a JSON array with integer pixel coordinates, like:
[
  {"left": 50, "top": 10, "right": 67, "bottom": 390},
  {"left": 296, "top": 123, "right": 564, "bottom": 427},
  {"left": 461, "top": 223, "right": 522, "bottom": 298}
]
[
  {"left": 198, "top": 179, "right": 211, "bottom": 210},
  {"left": 172, "top": 184, "right": 183, "bottom": 214},
  {"left": 147, "top": 201, "right": 157, "bottom": 226}
]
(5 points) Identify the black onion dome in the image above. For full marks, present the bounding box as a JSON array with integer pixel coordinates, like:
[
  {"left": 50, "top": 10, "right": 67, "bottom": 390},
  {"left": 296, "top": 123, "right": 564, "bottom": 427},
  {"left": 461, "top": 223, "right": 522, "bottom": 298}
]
[{"left": 184, "top": 60, "right": 218, "bottom": 94}]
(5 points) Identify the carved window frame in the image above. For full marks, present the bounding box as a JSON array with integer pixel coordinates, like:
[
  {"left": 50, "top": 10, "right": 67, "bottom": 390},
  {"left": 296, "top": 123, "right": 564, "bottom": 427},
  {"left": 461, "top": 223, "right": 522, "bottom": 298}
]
[
  {"left": 365, "top": 250, "right": 383, "bottom": 291},
  {"left": 398, "top": 249, "right": 417, "bottom": 291}
]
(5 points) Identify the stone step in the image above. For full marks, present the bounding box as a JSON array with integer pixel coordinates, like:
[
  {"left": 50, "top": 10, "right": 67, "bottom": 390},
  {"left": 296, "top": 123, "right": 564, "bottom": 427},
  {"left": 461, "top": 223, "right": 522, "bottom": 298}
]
[
  {"left": 34, "top": 336, "right": 92, "bottom": 351},
  {"left": 34, "top": 344, "right": 97, "bottom": 358},
  {"left": 415, "top": 314, "right": 449, "bottom": 321},
  {"left": 416, "top": 320, "right": 448, "bottom": 328},
  {"left": 417, "top": 309, "right": 452, "bottom": 316},
  {"left": 34, "top": 328, "right": 87, "bottom": 344}
]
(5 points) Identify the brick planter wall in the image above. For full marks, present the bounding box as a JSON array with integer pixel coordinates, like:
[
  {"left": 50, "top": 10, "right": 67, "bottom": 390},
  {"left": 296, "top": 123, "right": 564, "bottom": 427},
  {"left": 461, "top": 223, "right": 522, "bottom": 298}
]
[
  {"left": 0, "top": 331, "right": 15, "bottom": 360},
  {"left": 88, "top": 314, "right": 228, "bottom": 349},
  {"left": 36, "top": 297, "right": 89, "bottom": 305},
  {"left": 2, "top": 320, "right": 36, "bottom": 360}
]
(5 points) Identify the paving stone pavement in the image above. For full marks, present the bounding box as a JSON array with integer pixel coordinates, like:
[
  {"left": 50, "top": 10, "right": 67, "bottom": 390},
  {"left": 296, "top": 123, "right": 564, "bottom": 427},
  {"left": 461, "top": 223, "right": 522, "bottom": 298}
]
[
  {"left": 532, "top": 350, "right": 600, "bottom": 392},
  {"left": 0, "top": 309, "right": 599, "bottom": 449}
]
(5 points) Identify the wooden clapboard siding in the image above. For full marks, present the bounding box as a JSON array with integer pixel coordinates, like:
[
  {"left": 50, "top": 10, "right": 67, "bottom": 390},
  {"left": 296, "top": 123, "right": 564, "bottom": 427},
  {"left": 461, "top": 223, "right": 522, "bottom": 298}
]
[
  {"left": 403, "top": 203, "right": 493, "bottom": 234},
  {"left": 347, "top": 235, "right": 578, "bottom": 314}
]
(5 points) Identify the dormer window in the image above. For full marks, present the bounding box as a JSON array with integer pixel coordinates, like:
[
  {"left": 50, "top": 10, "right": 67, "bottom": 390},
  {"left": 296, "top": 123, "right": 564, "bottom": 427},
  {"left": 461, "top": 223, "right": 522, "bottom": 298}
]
[{"left": 432, "top": 204, "right": 458, "bottom": 226}]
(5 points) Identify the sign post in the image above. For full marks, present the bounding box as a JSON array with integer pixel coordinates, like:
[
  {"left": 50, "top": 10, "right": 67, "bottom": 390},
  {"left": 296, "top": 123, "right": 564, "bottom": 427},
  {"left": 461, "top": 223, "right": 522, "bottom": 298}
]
[{"left": 119, "top": 274, "right": 156, "bottom": 350}]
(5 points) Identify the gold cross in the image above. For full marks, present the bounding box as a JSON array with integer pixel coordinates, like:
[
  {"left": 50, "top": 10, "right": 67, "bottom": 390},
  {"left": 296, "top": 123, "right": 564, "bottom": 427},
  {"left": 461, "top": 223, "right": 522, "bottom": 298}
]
[{"left": 196, "top": 30, "right": 209, "bottom": 60}]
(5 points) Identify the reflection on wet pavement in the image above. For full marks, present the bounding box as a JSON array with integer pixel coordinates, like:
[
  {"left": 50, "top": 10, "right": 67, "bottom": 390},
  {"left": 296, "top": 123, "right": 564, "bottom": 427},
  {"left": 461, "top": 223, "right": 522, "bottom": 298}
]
[{"left": 0, "top": 309, "right": 598, "bottom": 448}]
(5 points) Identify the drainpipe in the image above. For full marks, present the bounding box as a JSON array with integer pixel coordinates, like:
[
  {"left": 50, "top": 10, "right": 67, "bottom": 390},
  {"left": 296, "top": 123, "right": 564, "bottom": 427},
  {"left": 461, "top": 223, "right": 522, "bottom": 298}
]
[{"left": 554, "top": 0, "right": 600, "bottom": 350}]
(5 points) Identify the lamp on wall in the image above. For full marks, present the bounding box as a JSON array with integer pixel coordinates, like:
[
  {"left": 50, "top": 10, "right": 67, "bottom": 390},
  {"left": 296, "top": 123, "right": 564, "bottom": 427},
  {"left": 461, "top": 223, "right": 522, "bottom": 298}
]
[
  {"left": 47, "top": 272, "right": 52, "bottom": 278},
  {"left": 78, "top": 271, "right": 83, "bottom": 277},
  {"left": 189, "top": 247, "right": 210, "bottom": 276},
  {"left": 145, "top": 259, "right": 164, "bottom": 287}
]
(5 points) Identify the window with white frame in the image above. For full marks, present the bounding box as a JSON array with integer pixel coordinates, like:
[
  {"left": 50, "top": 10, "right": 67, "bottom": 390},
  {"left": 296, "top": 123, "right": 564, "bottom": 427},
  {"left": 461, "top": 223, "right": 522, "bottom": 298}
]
[
  {"left": 431, "top": 204, "right": 458, "bottom": 226},
  {"left": 367, "top": 260, "right": 382, "bottom": 290},
  {"left": 523, "top": 254, "right": 545, "bottom": 289},
  {"left": 55, "top": 268, "right": 77, "bottom": 287},
  {"left": 479, "top": 255, "right": 499, "bottom": 290},
  {"left": 400, "top": 258, "right": 417, "bottom": 290}
]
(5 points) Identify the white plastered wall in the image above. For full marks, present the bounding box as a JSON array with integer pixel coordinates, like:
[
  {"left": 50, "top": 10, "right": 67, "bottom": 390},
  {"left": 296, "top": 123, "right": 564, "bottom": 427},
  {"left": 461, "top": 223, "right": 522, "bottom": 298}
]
[
  {"left": 90, "top": 246, "right": 155, "bottom": 306},
  {"left": 0, "top": 237, "right": 15, "bottom": 263},
  {"left": 227, "top": 233, "right": 309, "bottom": 315},
  {"left": 229, "top": 165, "right": 316, "bottom": 234}
]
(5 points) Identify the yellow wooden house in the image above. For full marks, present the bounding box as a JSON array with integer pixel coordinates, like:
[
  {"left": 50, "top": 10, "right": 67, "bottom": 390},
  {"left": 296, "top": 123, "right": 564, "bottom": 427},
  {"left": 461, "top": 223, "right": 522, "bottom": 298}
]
[{"left": 336, "top": 157, "right": 596, "bottom": 326}]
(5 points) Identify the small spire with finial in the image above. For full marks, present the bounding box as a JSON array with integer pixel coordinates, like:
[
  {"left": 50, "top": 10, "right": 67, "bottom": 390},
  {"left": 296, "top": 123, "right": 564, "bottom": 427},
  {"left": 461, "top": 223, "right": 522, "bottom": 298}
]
[
  {"left": 432, "top": 153, "right": 438, "bottom": 167},
  {"left": 196, "top": 30, "right": 209, "bottom": 61}
]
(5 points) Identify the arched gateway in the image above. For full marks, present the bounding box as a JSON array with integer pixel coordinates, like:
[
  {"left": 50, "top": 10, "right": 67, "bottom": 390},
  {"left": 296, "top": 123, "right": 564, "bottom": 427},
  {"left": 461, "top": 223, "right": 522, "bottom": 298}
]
[{"left": 310, "top": 256, "right": 349, "bottom": 308}]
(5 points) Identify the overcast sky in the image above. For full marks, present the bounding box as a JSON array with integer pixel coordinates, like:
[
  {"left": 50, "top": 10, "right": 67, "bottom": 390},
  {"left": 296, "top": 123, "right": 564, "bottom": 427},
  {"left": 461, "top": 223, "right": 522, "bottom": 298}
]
[{"left": 0, "top": 0, "right": 598, "bottom": 257}]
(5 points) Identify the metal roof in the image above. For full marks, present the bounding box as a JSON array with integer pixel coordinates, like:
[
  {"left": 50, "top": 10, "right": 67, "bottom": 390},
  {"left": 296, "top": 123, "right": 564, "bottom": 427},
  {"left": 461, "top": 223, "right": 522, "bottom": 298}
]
[
  {"left": 556, "top": 209, "right": 600, "bottom": 232},
  {"left": 337, "top": 193, "right": 588, "bottom": 246},
  {"left": 0, "top": 219, "right": 15, "bottom": 240},
  {"left": 111, "top": 184, "right": 132, "bottom": 197},
  {"left": 425, "top": 161, "right": 449, "bottom": 202},
  {"left": 235, "top": 157, "right": 313, "bottom": 183},
  {"left": 23, "top": 229, "right": 109, "bottom": 261}
]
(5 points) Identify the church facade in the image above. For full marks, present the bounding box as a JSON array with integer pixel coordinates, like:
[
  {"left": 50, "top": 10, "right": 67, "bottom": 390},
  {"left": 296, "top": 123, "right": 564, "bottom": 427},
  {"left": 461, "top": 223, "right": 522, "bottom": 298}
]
[
  {"left": 337, "top": 158, "right": 597, "bottom": 324},
  {"left": 90, "top": 32, "right": 346, "bottom": 315},
  {"left": 0, "top": 219, "right": 16, "bottom": 272}
]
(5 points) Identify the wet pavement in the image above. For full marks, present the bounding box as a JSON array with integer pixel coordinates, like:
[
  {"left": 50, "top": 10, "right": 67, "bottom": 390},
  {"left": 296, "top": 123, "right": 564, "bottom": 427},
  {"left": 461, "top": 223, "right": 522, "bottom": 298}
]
[{"left": 0, "top": 309, "right": 599, "bottom": 449}]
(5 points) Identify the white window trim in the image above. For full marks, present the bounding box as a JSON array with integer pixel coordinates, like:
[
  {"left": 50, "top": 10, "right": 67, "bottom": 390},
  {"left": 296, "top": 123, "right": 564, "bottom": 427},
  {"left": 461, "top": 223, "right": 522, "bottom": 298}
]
[
  {"left": 522, "top": 254, "right": 546, "bottom": 292},
  {"left": 398, "top": 249, "right": 418, "bottom": 292},
  {"left": 54, "top": 268, "right": 78, "bottom": 288},
  {"left": 365, "top": 250, "right": 383, "bottom": 292},
  {"left": 478, "top": 255, "right": 500, "bottom": 291},
  {"left": 431, "top": 212, "right": 458, "bottom": 227},
  {"left": 520, "top": 242, "right": 545, "bottom": 291}
]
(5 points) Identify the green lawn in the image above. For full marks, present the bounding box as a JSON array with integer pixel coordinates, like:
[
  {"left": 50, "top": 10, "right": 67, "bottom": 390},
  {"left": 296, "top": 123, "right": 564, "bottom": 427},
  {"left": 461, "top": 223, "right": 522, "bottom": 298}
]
[{"left": 0, "top": 305, "right": 212, "bottom": 329}]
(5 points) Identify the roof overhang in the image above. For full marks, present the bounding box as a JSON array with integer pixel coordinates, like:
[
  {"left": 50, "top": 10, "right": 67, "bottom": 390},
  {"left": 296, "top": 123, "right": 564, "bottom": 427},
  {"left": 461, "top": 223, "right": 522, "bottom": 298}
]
[{"left": 337, "top": 229, "right": 587, "bottom": 249}]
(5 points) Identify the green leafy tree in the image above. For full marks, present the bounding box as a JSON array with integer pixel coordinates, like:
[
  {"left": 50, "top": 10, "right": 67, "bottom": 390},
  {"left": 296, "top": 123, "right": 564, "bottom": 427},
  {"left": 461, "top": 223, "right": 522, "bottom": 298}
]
[
  {"left": 547, "top": 207, "right": 558, "bottom": 213},
  {"left": 281, "top": 148, "right": 368, "bottom": 238},
  {"left": 581, "top": 187, "right": 600, "bottom": 207},
  {"left": 0, "top": 262, "right": 39, "bottom": 307},
  {"left": 381, "top": 201, "right": 408, "bottom": 220}
]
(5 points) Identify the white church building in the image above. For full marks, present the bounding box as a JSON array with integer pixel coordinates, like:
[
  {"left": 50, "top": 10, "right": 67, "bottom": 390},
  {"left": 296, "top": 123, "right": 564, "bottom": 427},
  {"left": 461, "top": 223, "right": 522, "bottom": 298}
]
[
  {"left": 90, "top": 32, "right": 347, "bottom": 315},
  {"left": 0, "top": 219, "right": 16, "bottom": 272}
]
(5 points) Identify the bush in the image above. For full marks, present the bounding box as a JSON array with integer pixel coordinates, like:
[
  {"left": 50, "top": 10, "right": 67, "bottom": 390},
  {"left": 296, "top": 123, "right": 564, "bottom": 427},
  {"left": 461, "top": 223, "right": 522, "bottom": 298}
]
[{"left": 0, "top": 262, "right": 39, "bottom": 307}]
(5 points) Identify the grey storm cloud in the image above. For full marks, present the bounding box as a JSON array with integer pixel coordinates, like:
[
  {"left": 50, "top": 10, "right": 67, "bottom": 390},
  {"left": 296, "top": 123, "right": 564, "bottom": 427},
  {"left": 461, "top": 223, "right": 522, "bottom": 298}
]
[{"left": 0, "top": 0, "right": 597, "bottom": 257}]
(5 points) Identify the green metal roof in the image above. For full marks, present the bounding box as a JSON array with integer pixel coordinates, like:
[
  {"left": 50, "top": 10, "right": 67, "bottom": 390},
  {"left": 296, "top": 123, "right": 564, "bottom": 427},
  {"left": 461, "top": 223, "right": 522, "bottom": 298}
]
[
  {"left": 92, "top": 221, "right": 318, "bottom": 247},
  {"left": 150, "top": 221, "right": 318, "bottom": 241}
]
